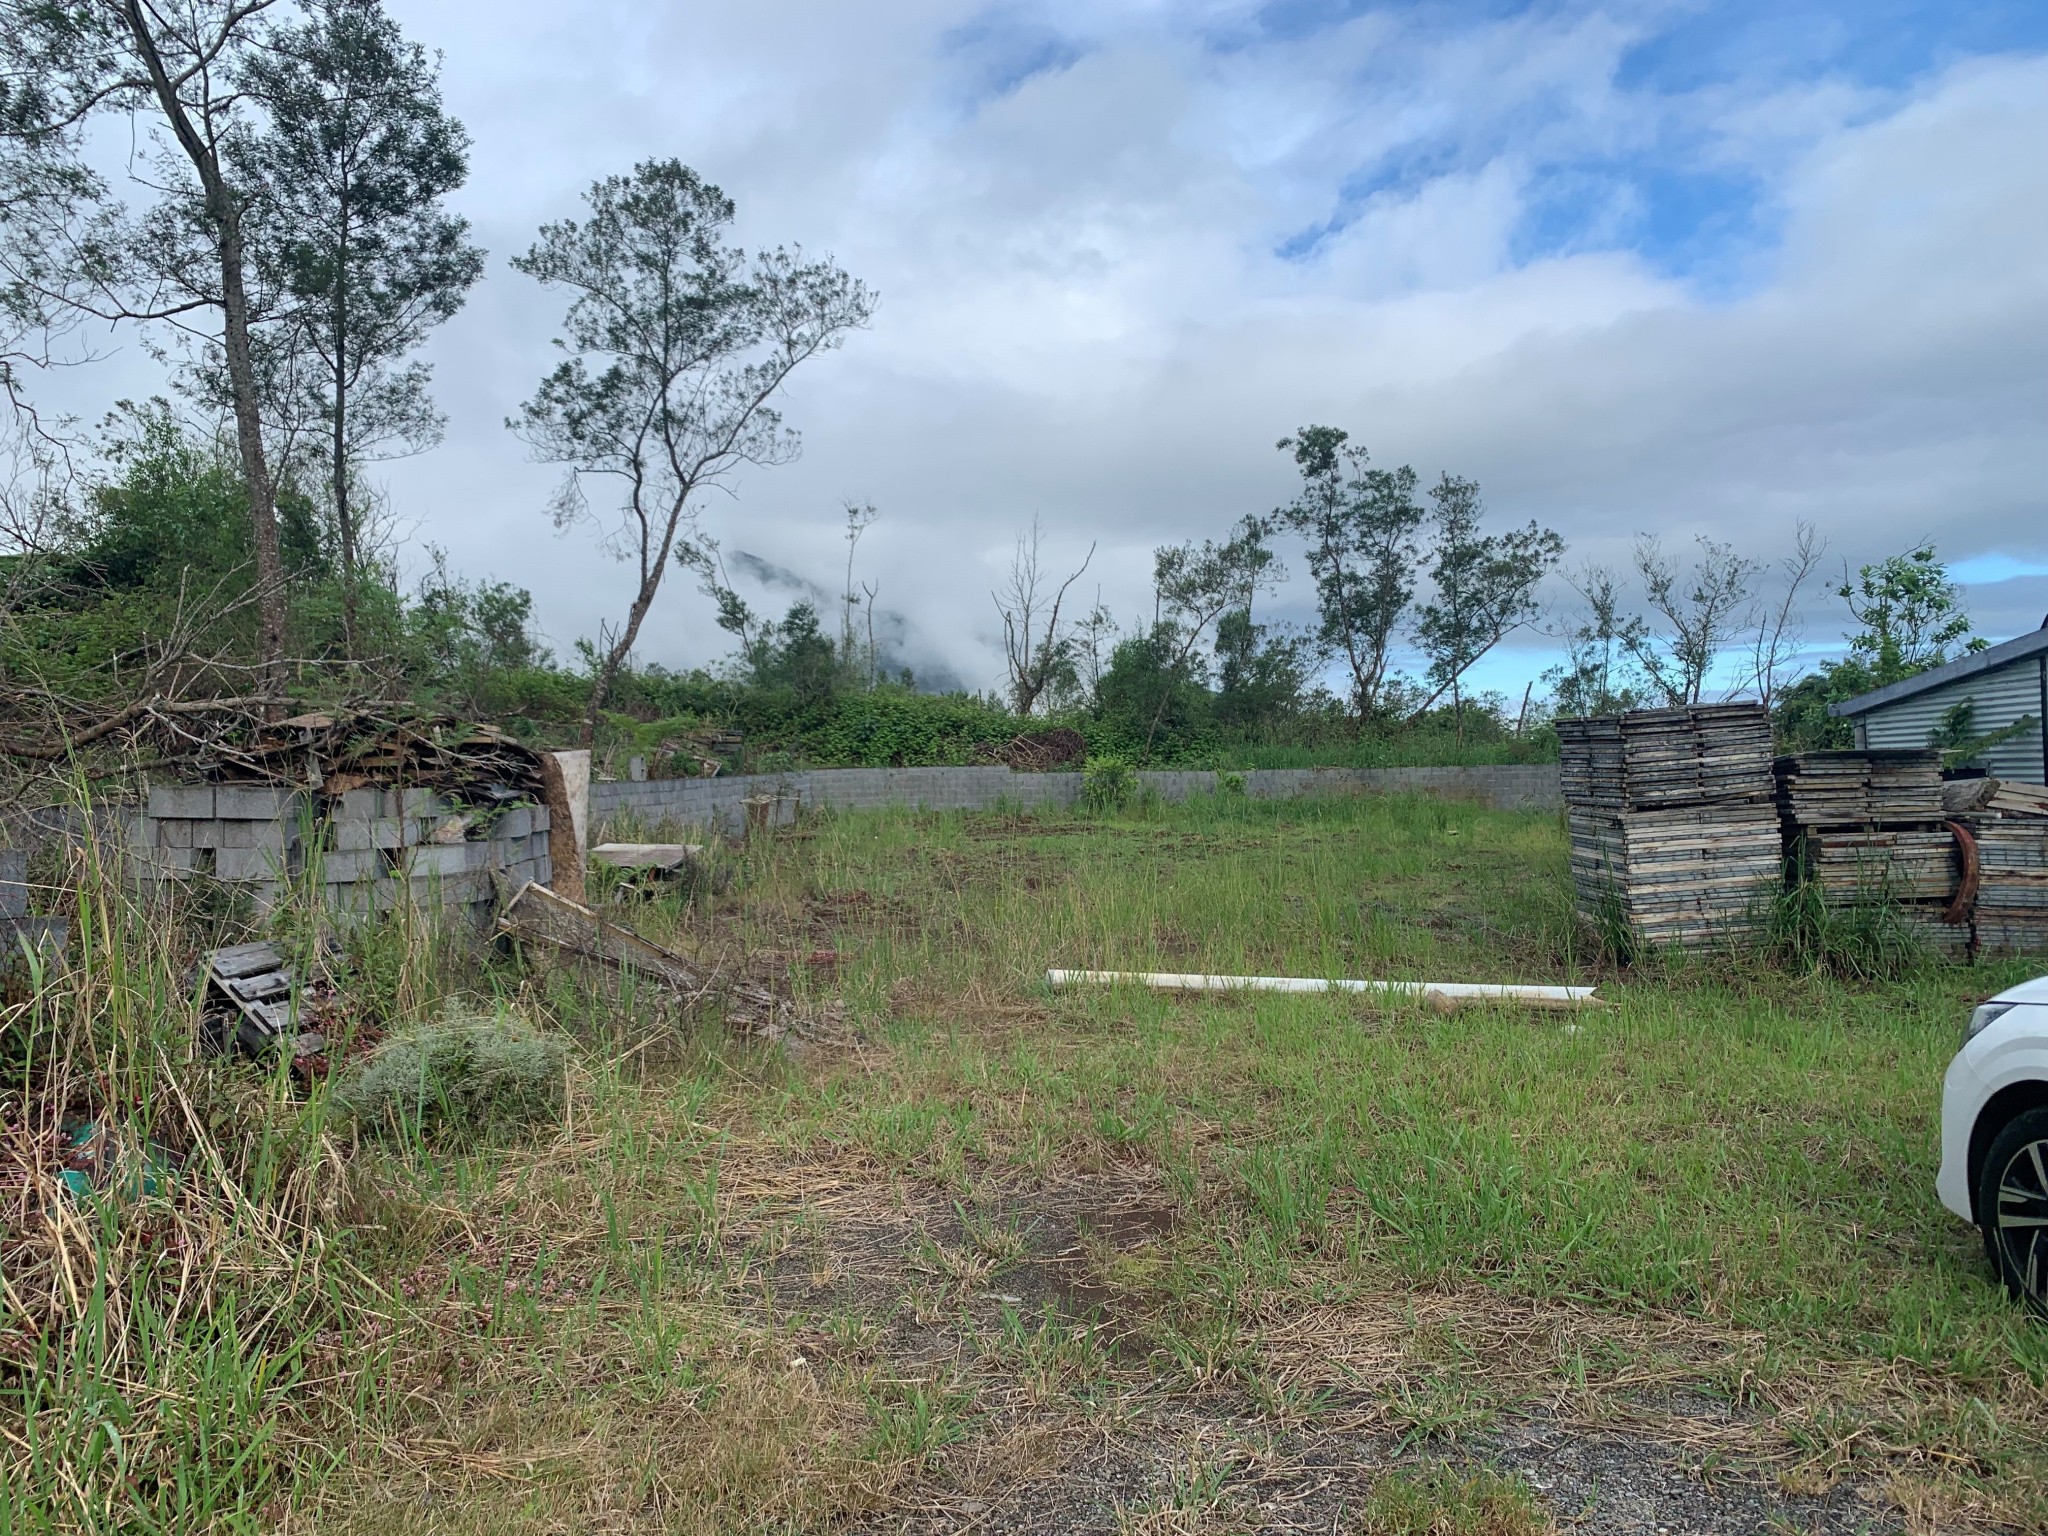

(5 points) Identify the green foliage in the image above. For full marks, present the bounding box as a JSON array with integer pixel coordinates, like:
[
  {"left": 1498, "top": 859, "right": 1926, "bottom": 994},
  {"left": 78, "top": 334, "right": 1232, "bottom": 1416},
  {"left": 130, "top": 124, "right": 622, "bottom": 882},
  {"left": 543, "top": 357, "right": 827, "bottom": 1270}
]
[
  {"left": 329, "top": 1002, "right": 569, "bottom": 1139},
  {"left": 1840, "top": 544, "right": 1986, "bottom": 685},
  {"left": 1081, "top": 754, "right": 1136, "bottom": 811},
  {"left": 1358, "top": 1463, "right": 1552, "bottom": 1536}
]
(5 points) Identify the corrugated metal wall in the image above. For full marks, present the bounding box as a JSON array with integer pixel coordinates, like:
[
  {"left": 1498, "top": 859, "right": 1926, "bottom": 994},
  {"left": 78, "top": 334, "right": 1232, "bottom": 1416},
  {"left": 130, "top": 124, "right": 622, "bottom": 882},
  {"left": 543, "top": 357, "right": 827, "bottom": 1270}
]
[{"left": 1860, "top": 654, "right": 2048, "bottom": 783}]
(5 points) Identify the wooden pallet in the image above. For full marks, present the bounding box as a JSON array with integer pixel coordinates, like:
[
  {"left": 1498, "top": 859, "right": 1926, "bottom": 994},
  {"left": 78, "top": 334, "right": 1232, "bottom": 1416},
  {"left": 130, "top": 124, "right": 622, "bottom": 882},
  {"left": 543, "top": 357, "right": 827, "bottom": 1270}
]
[{"left": 1774, "top": 749, "right": 1944, "bottom": 828}]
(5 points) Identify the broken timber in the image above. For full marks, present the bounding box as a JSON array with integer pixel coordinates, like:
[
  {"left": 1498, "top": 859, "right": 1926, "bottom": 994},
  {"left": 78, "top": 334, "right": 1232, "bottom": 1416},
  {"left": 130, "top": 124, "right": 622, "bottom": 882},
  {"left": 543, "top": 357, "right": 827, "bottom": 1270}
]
[{"left": 497, "top": 880, "right": 804, "bottom": 1038}]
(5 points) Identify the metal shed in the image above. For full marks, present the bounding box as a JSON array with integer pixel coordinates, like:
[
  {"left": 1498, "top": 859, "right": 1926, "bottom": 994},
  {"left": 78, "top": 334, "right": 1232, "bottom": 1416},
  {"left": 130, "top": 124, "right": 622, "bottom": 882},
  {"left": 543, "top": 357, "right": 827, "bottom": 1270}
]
[{"left": 1830, "top": 625, "right": 2048, "bottom": 785}]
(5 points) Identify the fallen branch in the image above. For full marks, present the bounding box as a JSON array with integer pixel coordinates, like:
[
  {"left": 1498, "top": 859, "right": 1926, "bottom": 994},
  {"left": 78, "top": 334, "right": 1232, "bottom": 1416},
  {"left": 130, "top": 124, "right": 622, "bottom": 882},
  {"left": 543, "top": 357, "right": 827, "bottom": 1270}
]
[{"left": 498, "top": 880, "right": 824, "bottom": 1040}]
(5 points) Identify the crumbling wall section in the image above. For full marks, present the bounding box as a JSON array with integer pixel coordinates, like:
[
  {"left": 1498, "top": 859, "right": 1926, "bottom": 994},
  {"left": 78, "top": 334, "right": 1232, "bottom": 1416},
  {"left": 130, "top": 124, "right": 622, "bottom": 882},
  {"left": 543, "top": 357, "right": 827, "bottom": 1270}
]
[{"left": 126, "top": 784, "right": 550, "bottom": 918}]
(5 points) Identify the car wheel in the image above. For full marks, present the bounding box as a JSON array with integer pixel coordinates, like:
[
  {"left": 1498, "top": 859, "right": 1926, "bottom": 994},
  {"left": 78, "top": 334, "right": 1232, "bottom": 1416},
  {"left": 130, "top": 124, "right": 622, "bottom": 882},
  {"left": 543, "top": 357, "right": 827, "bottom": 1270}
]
[{"left": 1978, "top": 1106, "right": 2048, "bottom": 1316}]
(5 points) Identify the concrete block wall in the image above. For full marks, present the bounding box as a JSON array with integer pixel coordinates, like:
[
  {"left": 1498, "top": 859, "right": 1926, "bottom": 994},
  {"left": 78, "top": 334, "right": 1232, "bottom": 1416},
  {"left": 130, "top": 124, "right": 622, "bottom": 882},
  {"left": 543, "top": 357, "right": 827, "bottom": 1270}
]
[
  {"left": 128, "top": 785, "right": 550, "bottom": 919},
  {"left": 591, "top": 761, "right": 1561, "bottom": 833}
]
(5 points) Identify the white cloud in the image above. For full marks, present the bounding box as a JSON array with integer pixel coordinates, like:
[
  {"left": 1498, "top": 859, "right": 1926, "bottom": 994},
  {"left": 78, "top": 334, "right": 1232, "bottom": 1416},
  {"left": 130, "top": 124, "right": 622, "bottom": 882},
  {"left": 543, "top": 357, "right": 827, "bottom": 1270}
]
[{"left": 26, "top": 3, "right": 2048, "bottom": 693}]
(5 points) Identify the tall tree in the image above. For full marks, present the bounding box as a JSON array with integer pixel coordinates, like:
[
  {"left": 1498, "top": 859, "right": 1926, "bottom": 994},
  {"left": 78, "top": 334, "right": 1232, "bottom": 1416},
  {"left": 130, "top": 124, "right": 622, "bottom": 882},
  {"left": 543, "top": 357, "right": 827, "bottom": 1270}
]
[
  {"left": 1274, "top": 425, "right": 1422, "bottom": 726},
  {"left": 1625, "top": 534, "right": 1757, "bottom": 706},
  {"left": 1838, "top": 543, "right": 1984, "bottom": 685},
  {"left": 511, "top": 158, "right": 874, "bottom": 746},
  {"left": 1141, "top": 514, "right": 1277, "bottom": 759},
  {"left": 1412, "top": 472, "right": 1563, "bottom": 728},
  {"left": 1, "top": 0, "right": 291, "bottom": 700},
  {"left": 235, "top": 0, "right": 484, "bottom": 651}
]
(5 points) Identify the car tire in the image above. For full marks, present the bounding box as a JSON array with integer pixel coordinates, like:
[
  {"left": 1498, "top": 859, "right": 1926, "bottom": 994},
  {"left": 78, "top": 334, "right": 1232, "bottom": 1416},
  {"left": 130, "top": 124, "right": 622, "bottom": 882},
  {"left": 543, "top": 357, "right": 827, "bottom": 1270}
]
[{"left": 1977, "top": 1105, "right": 2048, "bottom": 1316}]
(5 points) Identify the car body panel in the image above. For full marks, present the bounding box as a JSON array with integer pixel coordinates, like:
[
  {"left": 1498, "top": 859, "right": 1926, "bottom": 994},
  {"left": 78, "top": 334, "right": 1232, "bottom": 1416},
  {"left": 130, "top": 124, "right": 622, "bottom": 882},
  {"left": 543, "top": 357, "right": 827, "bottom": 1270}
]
[{"left": 1938, "top": 991, "right": 2048, "bottom": 1222}]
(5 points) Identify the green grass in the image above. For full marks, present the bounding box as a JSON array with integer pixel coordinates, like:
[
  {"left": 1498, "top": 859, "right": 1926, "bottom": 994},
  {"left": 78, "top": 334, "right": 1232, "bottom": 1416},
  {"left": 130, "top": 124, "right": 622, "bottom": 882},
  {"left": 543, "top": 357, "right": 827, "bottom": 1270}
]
[{"left": 8, "top": 788, "right": 2046, "bottom": 1532}]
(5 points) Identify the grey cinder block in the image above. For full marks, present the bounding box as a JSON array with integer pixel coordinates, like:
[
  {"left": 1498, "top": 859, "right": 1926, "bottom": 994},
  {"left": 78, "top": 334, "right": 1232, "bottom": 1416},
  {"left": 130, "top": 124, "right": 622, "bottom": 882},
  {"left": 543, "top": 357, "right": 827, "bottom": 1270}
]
[
  {"left": 215, "top": 785, "right": 301, "bottom": 821},
  {"left": 399, "top": 789, "right": 445, "bottom": 819},
  {"left": 214, "top": 846, "right": 290, "bottom": 882},
  {"left": 336, "top": 787, "right": 383, "bottom": 820},
  {"left": 0, "top": 850, "right": 26, "bottom": 918},
  {"left": 496, "top": 806, "right": 532, "bottom": 842},
  {"left": 161, "top": 819, "right": 193, "bottom": 849},
  {"left": 148, "top": 784, "right": 214, "bottom": 820},
  {"left": 332, "top": 817, "right": 407, "bottom": 852},
  {"left": 405, "top": 842, "right": 488, "bottom": 877},
  {"left": 317, "top": 849, "right": 380, "bottom": 883}
]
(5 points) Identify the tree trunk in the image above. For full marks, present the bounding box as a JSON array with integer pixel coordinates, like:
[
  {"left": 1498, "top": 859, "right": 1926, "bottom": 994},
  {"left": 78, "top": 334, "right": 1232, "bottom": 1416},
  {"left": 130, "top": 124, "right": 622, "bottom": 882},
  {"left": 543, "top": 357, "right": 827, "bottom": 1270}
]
[
  {"left": 583, "top": 581, "right": 658, "bottom": 749},
  {"left": 333, "top": 189, "right": 357, "bottom": 656},
  {"left": 124, "top": 4, "right": 288, "bottom": 710}
]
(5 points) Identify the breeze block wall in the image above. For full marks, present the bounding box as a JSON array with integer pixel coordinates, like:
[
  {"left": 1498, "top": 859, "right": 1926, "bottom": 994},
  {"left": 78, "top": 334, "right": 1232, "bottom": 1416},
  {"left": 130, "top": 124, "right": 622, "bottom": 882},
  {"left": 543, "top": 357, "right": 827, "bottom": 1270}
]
[
  {"left": 127, "top": 784, "right": 550, "bottom": 920},
  {"left": 590, "top": 762, "right": 1562, "bottom": 833}
]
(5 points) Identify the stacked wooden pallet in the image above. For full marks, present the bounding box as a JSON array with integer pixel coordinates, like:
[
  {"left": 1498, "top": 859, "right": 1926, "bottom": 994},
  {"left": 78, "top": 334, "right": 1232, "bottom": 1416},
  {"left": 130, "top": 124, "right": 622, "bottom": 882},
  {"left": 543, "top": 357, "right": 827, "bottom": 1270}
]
[
  {"left": 1773, "top": 748, "right": 1966, "bottom": 958},
  {"left": 1558, "top": 705, "right": 1781, "bottom": 949},
  {"left": 1951, "top": 778, "right": 2048, "bottom": 956}
]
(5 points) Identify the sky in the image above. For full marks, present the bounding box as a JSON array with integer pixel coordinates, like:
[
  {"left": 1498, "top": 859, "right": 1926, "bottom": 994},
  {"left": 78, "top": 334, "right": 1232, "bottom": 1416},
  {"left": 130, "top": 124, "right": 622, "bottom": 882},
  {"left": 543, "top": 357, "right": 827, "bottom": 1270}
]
[{"left": 29, "top": 0, "right": 2048, "bottom": 699}]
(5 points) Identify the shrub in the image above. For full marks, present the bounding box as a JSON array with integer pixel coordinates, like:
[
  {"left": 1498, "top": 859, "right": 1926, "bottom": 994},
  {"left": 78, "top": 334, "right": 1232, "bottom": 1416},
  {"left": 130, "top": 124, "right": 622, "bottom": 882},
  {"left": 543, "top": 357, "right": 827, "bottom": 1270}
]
[
  {"left": 1082, "top": 754, "right": 1136, "bottom": 812},
  {"left": 330, "top": 1003, "right": 568, "bottom": 1139}
]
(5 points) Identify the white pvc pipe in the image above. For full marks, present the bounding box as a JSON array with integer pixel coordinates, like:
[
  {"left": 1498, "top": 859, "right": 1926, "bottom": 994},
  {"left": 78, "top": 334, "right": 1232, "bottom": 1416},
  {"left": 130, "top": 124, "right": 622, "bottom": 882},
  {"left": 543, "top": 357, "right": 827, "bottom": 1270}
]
[{"left": 1044, "top": 969, "right": 1597, "bottom": 1004}]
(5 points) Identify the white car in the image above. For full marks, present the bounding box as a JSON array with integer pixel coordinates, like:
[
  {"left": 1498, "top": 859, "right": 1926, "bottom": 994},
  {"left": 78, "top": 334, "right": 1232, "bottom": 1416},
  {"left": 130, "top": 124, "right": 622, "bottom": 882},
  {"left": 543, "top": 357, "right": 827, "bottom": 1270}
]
[{"left": 1940, "top": 974, "right": 2048, "bottom": 1313}]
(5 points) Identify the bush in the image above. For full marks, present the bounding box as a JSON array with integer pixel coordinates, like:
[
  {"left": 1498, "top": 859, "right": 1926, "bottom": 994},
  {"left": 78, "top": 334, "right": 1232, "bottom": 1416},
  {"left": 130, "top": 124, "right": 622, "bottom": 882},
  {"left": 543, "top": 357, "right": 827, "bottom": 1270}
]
[
  {"left": 1082, "top": 754, "right": 1136, "bottom": 812},
  {"left": 330, "top": 1003, "right": 568, "bottom": 1139}
]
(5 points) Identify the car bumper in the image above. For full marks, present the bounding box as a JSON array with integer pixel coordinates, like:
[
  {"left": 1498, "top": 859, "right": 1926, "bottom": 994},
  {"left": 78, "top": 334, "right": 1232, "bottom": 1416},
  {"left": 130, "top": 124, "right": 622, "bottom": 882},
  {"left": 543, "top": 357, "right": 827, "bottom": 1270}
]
[{"left": 1938, "top": 1047, "right": 1989, "bottom": 1222}]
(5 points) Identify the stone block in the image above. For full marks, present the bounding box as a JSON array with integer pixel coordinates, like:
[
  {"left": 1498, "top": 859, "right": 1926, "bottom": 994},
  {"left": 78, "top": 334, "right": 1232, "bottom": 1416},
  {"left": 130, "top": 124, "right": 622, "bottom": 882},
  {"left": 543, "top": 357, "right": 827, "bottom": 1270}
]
[
  {"left": 148, "top": 784, "right": 214, "bottom": 820},
  {"left": 336, "top": 787, "right": 383, "bottom": 820},
  {"left": 496, "top": 806, "right": 532, "bottom": 841},
  {"left": 223, "top": 819, "right": 296, "bottom": 853},
  {"left": 215, "top": 845, "right": 291, "bottom": 882},
  {"left": 531, "top": 805, "right": 550, "bottom": 833},
  {"left": 216, "top": 785, "right": 302, "bottom": 821},
  {"left": 317, "top": 849, "right": 381, "bottom": 884},
  {"left": 160, "top": 818, "right": 193, "bottom": 849},
  {"left": 333, "top": 817, "right": 407, "bottom": 852},
  {"left": 0, "top": 850, "right": 26, "bottom": 918},
  {"left": 143, "top": 848, "right": 200, "bottom": 879},
  {"left": 399, "top": 788, "right": 446, "bottom": 819},
  {"left": 125, "top": 814, "right": 158, "bottom": 854},
  {"left": 406, "top": 842, "right": 489, "bottom": 877}
]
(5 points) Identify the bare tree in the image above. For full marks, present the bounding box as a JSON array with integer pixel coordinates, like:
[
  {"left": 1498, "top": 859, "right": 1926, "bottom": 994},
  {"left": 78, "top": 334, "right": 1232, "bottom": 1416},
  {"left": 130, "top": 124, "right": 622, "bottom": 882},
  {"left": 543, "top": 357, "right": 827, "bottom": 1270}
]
[
  {"left": 1625, "top": 534, "right": 1758, "bottom": 706},
  {"left": 1744, "top": 520, "right": 1826, "bottom": 711},
  {"left": 838, "top": 498, "right": 877, "bottom": 671},
  {"left": 993, "top": 517, "right": 1093, "bottom": 716},
  {"left": 511, "top": 159, "right": 874, "bottom": 746}
]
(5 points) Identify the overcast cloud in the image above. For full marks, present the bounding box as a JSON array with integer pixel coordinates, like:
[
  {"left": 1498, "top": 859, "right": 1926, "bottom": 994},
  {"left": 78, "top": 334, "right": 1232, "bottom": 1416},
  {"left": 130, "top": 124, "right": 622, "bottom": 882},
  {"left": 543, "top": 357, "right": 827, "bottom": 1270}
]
[{"left": 32, "top": 1, "right": 2048, "bottom": 696}]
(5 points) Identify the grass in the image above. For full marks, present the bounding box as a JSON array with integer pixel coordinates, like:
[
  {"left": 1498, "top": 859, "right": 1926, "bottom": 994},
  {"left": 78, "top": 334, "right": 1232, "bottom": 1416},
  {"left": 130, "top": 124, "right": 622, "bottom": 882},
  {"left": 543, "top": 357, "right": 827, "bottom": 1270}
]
[{"left": 4, "top": 788, "right": 2046, "bottom": 1531}]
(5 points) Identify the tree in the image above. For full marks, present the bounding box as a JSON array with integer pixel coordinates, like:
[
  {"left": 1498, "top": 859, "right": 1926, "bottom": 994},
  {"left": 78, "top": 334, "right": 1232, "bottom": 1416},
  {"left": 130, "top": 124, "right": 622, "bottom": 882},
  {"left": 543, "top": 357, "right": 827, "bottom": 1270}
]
[
  {"left": 1624, "top": 535, "right": 1757, "bottom": 706},
  {"left": 1743, "top": 520, "right": 1825, "bottom": 712},
  {"left": 1213, "top": 608, "right": 1310, "bottom": 740},
  {"left": 1141, "top": 514, "right": 1277, "bottom": 759},
  {"left": 1274, "top": 425, "right": 1422, "bottom": 725},
  {"left": 235, "top": 0, "right": 484, "bottom": 651},
  {"left": 510, "top": 159, "right": 874, "bottom": 746},
  {"left": 992, "top": 517, "right": 1093, "bottom": 716},
  {"left": 1838, "top": 543, "right": 1985, "bottom": 686},
  {"left": 1411, "top": 472, "right": 1562, "bottom": 731},
  {"left": 1544, "top": 562, "right": 1648, "bottom": 719},
  {"left": 837, "top": 499, "right": 878, "bottom": 683},
  {"left": 2, "top": 0, "right": 293, "bottom": 701}
]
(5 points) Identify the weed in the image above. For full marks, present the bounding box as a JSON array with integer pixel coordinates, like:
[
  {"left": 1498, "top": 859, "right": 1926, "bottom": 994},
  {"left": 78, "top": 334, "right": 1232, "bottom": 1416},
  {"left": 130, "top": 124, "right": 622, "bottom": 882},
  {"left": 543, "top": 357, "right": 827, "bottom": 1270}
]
[
  {"left": 1358, "top": 1462, "right": 1556, "bottom": 1535},
  {"left": 329, "top": 1001, "right": 569, "bottom": 1139}
]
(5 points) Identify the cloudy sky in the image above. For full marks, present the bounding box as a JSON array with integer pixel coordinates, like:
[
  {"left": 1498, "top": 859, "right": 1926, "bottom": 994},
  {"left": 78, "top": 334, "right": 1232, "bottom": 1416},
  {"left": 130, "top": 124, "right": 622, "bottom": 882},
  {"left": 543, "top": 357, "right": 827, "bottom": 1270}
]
[{"left": 37, "top": 0, "right": 2048, "bottom": 696}]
